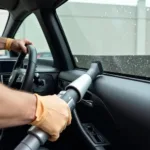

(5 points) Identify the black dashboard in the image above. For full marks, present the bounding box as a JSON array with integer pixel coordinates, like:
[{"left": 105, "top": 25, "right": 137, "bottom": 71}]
[
  {"left": 0, "top": 58, "right": 59, "bottom": 96},
  {"left": 0, "top": 58, "right": 58, "bottom": 73},
  {"left": 0, "top": 60, "right": 15, "bottom": 73}
]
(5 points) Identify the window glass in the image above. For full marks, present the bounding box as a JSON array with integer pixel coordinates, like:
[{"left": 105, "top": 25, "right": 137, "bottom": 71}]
[
  {"left": 15, "top": 14, "right": 53, "bottom": 60},
  {"left": 0, "top": 10, "right": 9, "bottom": 57},
  {"left": 57, "top": 0, "right": 150, "bottom": 78}
]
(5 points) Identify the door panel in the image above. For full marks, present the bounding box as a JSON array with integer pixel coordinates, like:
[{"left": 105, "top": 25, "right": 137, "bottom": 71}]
[{"left": 59, "top": 70, "right": 150, "bottom": 150}]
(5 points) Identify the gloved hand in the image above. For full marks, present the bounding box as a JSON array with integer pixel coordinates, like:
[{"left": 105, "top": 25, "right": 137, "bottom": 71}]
[{"left": 31, "top": 94, "right": 72, "bottom": 142}]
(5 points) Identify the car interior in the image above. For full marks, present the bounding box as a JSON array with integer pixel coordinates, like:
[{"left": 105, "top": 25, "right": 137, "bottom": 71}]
[{"left": 0, "top": 0, "right": 150, "bottom": 150}]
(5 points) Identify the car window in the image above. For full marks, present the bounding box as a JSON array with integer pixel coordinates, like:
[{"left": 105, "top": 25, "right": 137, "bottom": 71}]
[
  {"left": 57, "top": 0, "right": 150, "bottom": 78},
  {"left": 0, "top": 10, "right": 9, "bottom": 57},
  {"left": 15, "top": 14, "right": 53, "bottom": 60}
]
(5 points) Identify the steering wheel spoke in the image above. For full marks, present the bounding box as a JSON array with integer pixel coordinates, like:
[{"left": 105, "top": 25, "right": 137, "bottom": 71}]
[
  {"left": 8, "top": 70, "right": 18, "bottom": 87},
  {"left": 16, "top": 69, "right": 26, "bottom": 83}
]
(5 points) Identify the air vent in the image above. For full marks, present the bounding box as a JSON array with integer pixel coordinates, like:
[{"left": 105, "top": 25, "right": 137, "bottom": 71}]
[{"left": 1, "top": 74, "right": 10, "bottom": 85}]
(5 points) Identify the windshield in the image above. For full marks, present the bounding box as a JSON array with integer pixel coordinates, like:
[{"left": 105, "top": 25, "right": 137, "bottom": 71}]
[{"left": 57, "top": 0, "right": 150, "bottom": 78}]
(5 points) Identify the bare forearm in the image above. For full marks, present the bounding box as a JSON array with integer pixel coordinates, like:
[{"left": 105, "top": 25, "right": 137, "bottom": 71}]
[
  {"left": 0, "top": 84, "right": 36, "bottom": 128},
  {"left": 0, "top": 37, "right": 7, "bottom": 50}
]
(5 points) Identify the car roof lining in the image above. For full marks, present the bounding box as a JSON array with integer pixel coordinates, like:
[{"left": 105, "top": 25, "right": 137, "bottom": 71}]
[
  {"left": 0, "top": 0, "right": 19, "bottom": 10},
  {"left": 0, "top": 0, "right": 66, "bottom": 12}
]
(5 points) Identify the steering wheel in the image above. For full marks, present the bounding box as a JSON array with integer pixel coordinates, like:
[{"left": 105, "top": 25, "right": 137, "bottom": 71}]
[{"left": 8, "top": 45, "right": 37, "bottom": 92}]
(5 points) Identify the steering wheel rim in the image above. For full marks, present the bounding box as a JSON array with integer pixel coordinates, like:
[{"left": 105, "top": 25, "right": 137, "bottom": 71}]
[{"left": 8, "top": 45, "right": 37, "bottom": 92}]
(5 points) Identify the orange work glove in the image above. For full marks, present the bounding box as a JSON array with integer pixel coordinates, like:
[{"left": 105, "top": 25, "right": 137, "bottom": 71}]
[{"left": 31, "top": 94, "right": 72, "bottom": 142}]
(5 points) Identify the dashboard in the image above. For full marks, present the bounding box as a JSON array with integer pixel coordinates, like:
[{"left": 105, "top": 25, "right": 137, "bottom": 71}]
[
  {"left": 0, "top": 60, "right": 15, "bottom": 73},
  {"left": 0, "top": 58, "right": 59, "bottom": 95}
]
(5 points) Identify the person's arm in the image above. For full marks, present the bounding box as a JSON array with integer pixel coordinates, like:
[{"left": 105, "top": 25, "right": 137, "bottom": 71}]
[
  {"left": 0, "top": 37, "right": 71, "bottom": 141},
  {"left": 0, "top": 38, "right": 35, "bottom": 127},
  {"left": 0, "top": 38, "right": 7, "bottom": 50},
  {"left": 0, "top": 83, "right": 36, "bottom": 127},
  {"left": 0, "top": 37, "right": 32, "bottom": 53},
  {"left": 0, "top": 83, "right": 71, "bottom": 141}
]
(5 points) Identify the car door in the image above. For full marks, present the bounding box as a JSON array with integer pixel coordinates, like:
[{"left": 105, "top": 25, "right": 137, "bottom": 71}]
[{"left": 55, "top": 1, "right": 150, "bottom": 150}]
